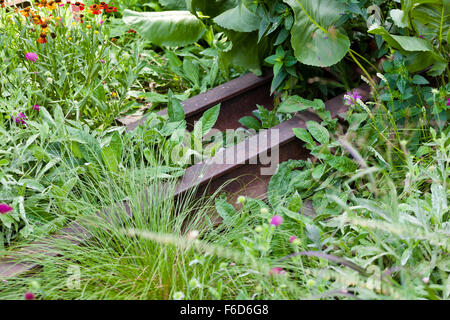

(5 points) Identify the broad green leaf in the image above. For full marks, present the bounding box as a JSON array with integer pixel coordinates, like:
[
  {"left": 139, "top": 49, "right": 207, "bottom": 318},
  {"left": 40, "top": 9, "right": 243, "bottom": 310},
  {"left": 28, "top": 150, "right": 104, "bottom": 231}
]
[
  {"left": 368, "top": 26, "right": 433, "bottom": 52},
  {"left": 101, "top": 132, "right": 123, "bottom": 173},
  {"left": 312, "top": 163, "right": 326, "bottom": 180},
  {"left": 198, "top": 104, "right": 220, "bottom": 136},
  {"left": 390, "top": 9, "right": 409, "bottom": 28},
  {"left": 101, "top": 146, "right": 119, "bottom": 173},
  {"left": 158, "top": 0, "right": 187, "bottom": 10},
  {"left": 167, "top": 90, "right": 185, "bottom": 122},
  {"left": 214, "top": 5, "right": 260, "bottom": 32},
  {"left": 279, "top": 96, "right": 325, "bottom": 113},
  {"left": 215, "top": 197, "right": 235, "bottom": 226},
  {"left": 183, "top": 58, "right": 200, "bottom": 87},
  {"left": 306, "top": 121, "right": 329, "bottom": 145},
  {"left": 288, "top": 191, "right": 303, "bottom": 212},
  {"left": 219, "top": 31, "right": 265, "bottom": 75},
  {"left": 239, "top": 116, "right": 262, "bottom": 130},
  {"left": 293, "top": 128, "right": 315, "bottom": 146},
  {"left": 412, "top": 75, "right": 429, "bottom": 85},
  {"left": 327, "top": 156, "right": 357, "bottom": 174},
  {"left": 186, "top": 0, "right": 236, "bottom": 17},
  {"left": 431, "top": 183, "right": 447, "bottom": 220},
  {"left": 283, "top": 0, "right": 350, "bottom": 67},
  {"left": 268, "top": 159, "right": 306, "bottom": 208},
  {"left": 123, "top": 10, "right": 205, "bottom": 46}
]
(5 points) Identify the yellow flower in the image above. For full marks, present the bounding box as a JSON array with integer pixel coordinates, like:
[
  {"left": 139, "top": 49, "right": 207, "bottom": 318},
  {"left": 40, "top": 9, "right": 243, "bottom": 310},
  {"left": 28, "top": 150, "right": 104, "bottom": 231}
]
[
  {"left": 86, "top": 25, "right": 92, "bottom": 29},
  {"left": 111, "top": 92, "right": 118, "bottom": 98},
  {"left": 94, "top": 31, "right": 99, "bottom": 34},
  {"left": 68, "top": 37, "right": 73, "bottom": 41}
]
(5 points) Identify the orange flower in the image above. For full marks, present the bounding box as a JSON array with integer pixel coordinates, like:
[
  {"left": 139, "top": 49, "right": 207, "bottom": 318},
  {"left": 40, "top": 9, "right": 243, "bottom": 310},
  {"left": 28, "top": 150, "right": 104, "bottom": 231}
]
[
  {"left": 40, "top": 22, "right": 49, "bottom": 33},
  {"left": 36, "top": 0, "right": 48, "bottom": 8},
  {"left": 37, "top": 33, "right": 48, "bottom": 44},
  {"left": 46, "top": 1, "right": 57, "bottom": 10},
  {"left": 99, "top": 2, "right": 108, "bottom": 10},
  {"left": 32, "top": 14, "right": 44, "bottom": 25},
  {"left": 20, "top": 7, "right": 32, "bottom": 17},
  {"left": 88, "top": 4, "right": 102, "bottom": 15}
]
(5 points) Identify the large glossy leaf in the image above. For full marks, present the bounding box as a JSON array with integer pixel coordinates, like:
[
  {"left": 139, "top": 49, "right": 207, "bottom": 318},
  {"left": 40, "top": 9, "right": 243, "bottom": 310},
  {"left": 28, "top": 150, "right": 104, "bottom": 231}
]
[
  {"left": 158, "top": 0, "right": 187, "bottom": 10},
  {"left": 219, "top": 31, "right": 265, "bottom": 75},
  {"left": 283, "top": 0, "right": 350, "bottom": 67},
  {"left": 122, "top": 10, "right": 205, "bottom": 46},
  {"left": 368, "top": 26, "right": 433, "bottom": 52},
  {"left": 186, "top": 0, "right": 236, "bottom": 17},
  {"left": 213, "top": 4, "right": 260, "bottom": 32}
]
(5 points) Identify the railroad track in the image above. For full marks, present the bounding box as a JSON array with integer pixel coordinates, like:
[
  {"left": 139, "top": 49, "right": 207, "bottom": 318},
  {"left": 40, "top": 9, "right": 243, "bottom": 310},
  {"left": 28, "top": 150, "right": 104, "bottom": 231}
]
[{"left": 0, "top": 70, "right": 371, "bottom": 278}]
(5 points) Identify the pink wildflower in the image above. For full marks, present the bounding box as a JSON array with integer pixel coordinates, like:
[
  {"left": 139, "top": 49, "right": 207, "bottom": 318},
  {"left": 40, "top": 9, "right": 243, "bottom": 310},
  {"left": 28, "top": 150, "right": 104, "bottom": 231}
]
[
  {"left": 25, "top": 52, "right": 38, "bottom": 63},
  {"left": 289, "top": 235, "right": 297, "bottom": 243},
  {"left": 270, "top": 215, "right": 283, "bottom": 227},
  {"left": 0, "top": 203, "right": 13, "bottom": 214},
  {"left": 269, "top": 267, "right": 286, "bottom": 276},
  {"left": 24, "top": 292, "right": 35, "bottom": 300},
  {"left": 15, "top": 112, "right": 27, "bottom": 126},
  {"left": 344, "top": 89, "right": 363, "bottom": 106}
]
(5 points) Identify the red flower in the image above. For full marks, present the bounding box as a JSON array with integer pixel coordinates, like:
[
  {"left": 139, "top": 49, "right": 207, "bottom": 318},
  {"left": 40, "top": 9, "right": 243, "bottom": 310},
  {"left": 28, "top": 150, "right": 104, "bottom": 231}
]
[
  {"left": 72, "top": 1, "right": 85, "bottom": 11},
  {"left": 105, "top": 6, "right": 117, "bottom": 13},
  {"left": 88, "top": 4, "right": 102, "bottom": 15}
]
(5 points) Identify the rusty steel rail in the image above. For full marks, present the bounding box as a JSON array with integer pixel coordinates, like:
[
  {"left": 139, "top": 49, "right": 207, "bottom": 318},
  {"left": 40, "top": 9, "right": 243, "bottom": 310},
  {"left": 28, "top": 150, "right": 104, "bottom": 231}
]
[
  {"left": 0, "top": 70, "right": 371, "bottom": 278},
  {"left": 176, "top": 85, "right": 371, "bottom": 204},
  {"left": 126, "top": 70, "right": 274, "bottom": 132}
]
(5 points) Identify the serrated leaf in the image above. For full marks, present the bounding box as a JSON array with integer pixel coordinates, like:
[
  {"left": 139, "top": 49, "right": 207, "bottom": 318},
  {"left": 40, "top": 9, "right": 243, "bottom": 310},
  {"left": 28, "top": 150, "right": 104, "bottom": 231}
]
[
  {"left": 215, "top": 197, "right": 235, "bottom": 226},
  {"left": 293, "top": 128, "right": 315, "bottom": 146},
  {"left": 306, "top": 121, "right": 329, "bottom": 145},
  {"left": 312, "top": 163, "right": 326, "bottom": 180},
  {"left": 327, "top": 156, "right": 357, "bottom": 174}
]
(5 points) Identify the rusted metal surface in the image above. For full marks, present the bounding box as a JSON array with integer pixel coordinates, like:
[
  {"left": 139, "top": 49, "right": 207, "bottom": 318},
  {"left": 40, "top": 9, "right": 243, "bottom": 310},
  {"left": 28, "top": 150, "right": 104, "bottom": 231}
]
[
  {"left": 176, "top": 85, "right": 371, "bottom": 203},
  {"left": 0, "top": 73, "right": 370, "bottom": 278},
  {"left": 126, "top": 70, "right": 274, "bottom": 132}
]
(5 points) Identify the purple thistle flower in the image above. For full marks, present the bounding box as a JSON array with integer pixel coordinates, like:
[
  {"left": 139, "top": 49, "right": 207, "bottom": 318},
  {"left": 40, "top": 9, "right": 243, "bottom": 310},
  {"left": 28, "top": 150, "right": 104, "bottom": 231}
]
[
  {"left": 419, "top": 35, "right": 425, "bottom": 39},
  {"left": 33, "top": 104, "right": 40, "bottom": 111},
  {"left": 270, "top": 215, "right": 283, "bottom": 227},
  {"left": 0, "top": 203, "right": 13, "bottom": 214},
  {"left": 25, "top": 52, "right": 38, "bottom": 63},
  {"left": 289, "top": 235, "right": 297, "bottom": 243},
  {"left": 99, "top": 59, "right": 106, "bottom": 64},
  {"left": 24, "top": 292, "right": 35, "bottom": 300},
  {"left": 446, "top": 98, "right": 450, "bottom": 106}
]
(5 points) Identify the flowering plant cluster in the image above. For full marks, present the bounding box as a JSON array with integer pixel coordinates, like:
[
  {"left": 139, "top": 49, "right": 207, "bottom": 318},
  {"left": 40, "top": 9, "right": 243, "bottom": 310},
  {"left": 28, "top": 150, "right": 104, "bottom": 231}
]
[{"left": 8, "top": 1, "right": 116, "bottom": 44}]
